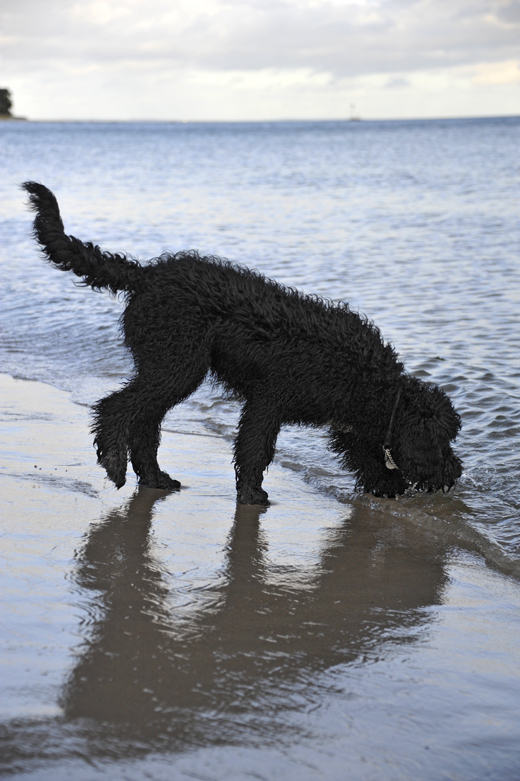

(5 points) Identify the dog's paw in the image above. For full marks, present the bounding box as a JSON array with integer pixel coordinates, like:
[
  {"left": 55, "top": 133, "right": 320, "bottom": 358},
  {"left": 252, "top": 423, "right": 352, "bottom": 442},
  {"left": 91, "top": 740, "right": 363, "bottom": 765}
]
[
  {"left": 158, "top": 471, "right": 181, "bottom": 490},
  {"left": 139, "top": 470, "right": 181, "bottom": 490},
  {"left": 237, "top": 485, "right": 270, "bottom": 506},
  {"left": 98, "top": 448, "right": 128, "bottom": 489}
]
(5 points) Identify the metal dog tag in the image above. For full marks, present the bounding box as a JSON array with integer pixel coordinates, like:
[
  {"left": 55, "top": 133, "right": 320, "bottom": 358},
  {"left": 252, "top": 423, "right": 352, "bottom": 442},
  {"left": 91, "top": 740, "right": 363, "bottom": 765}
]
[{"left": 384, "top": 447, "right": 398, "bottom": 470}]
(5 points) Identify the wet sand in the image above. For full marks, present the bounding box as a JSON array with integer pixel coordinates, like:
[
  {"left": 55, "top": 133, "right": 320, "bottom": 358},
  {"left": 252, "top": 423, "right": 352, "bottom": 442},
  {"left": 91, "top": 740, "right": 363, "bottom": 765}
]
[{"left": 1, "top": 373, "right": 520, "bottom": 780}]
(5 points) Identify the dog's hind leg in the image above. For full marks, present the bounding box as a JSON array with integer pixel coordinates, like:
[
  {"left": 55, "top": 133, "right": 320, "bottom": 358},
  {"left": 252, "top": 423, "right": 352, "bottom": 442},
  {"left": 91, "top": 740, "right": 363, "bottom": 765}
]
[
  {"left": 234, "top": 396, "right": 281, "bottom": 505},
  {"left": 126, "top": 356, "right": 210, "bottom": 490},
  {"left": 126, "top": 390, "right": 181, "bottom": 491},
  {"left": 92, "top": 354, "right": 208, "bottom": 489},
  {"left": 92, "top": 383, "right": 138, "bottom": 489}
]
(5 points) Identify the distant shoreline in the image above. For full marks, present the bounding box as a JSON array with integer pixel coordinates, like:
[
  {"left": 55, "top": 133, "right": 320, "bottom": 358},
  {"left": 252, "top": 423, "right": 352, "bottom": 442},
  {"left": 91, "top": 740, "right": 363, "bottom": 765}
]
[{"left": 1, "top": 114, "right": 519, "bottom": 125}]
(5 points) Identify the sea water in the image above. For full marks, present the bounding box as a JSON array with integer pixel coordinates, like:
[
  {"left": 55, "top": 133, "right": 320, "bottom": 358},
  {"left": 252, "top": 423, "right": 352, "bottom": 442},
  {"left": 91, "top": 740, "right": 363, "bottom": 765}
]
[{"left": 1, "top": 117, "right": 520, "bottom": 574}]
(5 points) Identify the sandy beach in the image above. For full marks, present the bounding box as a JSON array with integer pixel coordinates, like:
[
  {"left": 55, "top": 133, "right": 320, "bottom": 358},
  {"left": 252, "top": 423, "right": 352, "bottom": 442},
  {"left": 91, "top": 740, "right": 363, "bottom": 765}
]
[{"left": 1, "top": 372, "right": 520, "bottom": 780}]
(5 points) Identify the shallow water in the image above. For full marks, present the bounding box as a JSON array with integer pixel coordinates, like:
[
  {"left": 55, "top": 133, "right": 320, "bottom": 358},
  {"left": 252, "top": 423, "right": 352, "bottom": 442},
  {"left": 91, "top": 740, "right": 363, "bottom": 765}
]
[{"left": 1, "top": 117, "right": 520, "bottom": 571}]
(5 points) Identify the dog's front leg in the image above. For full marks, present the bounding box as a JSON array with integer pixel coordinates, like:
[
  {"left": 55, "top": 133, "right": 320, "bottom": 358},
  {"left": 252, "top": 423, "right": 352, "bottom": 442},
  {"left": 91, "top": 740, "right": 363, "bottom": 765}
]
[{"left": 234, "top": 398, "right": 281, "bottom": 505}]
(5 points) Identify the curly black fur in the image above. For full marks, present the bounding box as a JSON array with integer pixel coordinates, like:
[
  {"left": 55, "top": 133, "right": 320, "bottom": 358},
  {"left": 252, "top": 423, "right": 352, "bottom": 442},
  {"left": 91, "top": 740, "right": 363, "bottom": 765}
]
[{"left": 23, "top": 181, "right": 462, "bottom": 504}]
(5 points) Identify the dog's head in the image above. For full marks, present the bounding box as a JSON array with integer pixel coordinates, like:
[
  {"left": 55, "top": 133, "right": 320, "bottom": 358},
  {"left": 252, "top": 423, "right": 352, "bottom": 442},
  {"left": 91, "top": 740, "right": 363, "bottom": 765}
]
[
  {"left": 330, "top": 376, "right": 462, "bottom": 498},
  {"left": 382, "top": 378, "right": 462, "bottom": 495}
]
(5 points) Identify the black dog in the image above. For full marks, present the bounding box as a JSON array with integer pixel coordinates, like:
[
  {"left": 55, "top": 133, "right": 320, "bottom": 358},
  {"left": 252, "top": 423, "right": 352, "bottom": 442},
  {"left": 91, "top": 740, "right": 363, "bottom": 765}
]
[{"left": 24, "top": 182, "right": 462, "bottom": 504}]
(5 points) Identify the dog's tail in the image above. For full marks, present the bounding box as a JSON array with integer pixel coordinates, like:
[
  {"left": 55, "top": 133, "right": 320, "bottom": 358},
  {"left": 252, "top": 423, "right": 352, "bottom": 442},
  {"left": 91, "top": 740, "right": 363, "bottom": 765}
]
[{"left": 23, "top": 182, "right": 143, "bottom": 294}]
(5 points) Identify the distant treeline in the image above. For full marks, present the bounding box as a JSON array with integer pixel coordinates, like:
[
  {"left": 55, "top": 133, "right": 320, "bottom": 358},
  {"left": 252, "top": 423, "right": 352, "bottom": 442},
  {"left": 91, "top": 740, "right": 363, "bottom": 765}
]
[
  {"left": 0, "top": 88, "right": 13, "bottom": 116},
  {"left": 0, "top": 88, "right": 25, "bottom": 120}
]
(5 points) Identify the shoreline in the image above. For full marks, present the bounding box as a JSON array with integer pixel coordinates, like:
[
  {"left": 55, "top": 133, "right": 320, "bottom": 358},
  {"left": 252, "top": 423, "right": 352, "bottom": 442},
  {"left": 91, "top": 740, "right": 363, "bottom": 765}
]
[{"left": 2, "top": 370, "right": 518, "bottom": 580}]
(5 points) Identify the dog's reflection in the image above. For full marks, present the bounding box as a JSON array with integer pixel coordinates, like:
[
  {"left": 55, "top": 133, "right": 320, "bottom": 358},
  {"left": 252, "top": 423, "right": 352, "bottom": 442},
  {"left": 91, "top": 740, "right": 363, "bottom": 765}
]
[{"left": 61, "top": 489, "right": 448, "bottom": 739}]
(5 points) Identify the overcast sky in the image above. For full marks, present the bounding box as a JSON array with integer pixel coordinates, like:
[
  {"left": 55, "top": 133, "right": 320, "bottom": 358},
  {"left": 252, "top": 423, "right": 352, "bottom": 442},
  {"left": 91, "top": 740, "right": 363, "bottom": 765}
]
[{"left": 1, "top": 0, "right": 519, "bottom": 120}]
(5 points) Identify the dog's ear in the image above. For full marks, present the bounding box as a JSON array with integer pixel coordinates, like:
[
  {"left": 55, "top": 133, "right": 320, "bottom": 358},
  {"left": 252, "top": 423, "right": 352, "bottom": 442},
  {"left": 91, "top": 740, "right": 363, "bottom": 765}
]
[
  {"left": 396, "top": 381, "right": 462, "bottom": 491},
  {"left": 398, "top": 385, "right": 460, "bottom": 463},
  {"left": 402, "top": 383, "right": 460, "bottom": 440},
  {"left": 425, "top": 387, "right": 461, "bottom": 442}
]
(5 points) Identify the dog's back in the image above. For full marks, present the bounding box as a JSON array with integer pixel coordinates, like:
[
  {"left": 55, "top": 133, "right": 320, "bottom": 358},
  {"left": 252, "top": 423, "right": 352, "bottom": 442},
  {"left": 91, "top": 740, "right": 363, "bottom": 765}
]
[{"left": 122, "top": 251, "right": 400, "bottom": 420}]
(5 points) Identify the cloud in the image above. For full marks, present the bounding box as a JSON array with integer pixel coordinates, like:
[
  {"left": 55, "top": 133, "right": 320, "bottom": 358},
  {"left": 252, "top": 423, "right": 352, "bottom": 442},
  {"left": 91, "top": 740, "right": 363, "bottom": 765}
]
[
  {"left": 1, "top": 0, "right": 519, "bottom": 119},
  {"left": 385, "top": 77, "right": 411, "bottom": 88},
  {"left": 472, "top": 59, "right": 520, "bottom": 84},
  {"left": 495, "top": 0, "right": 520, "bottom": 24},
  {"left": 2, "top": 0, "right": 519, "bottom": 74}
]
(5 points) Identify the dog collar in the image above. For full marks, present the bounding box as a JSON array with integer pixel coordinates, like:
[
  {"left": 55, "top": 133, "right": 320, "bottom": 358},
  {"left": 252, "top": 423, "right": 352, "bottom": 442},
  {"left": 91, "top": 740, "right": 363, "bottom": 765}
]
[
  {"left": 384, "top": 447, "right": 399, "bottom": 470},
  {"left": 383, "top": 387, "right": 401, "bottom": 470}
]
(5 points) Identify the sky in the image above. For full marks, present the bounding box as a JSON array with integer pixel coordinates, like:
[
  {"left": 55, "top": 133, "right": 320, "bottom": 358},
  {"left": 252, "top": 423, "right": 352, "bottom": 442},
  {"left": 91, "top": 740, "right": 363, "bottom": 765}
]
[{"left": 1, "top": 0, "right": 519, "bottom": 121}]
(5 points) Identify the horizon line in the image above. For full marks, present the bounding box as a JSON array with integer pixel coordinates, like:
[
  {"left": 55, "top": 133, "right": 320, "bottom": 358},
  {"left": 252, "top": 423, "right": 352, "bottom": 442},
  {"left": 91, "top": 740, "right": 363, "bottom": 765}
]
[{"left": 2, "top": 112, "right": 519, "bottom": 125}]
